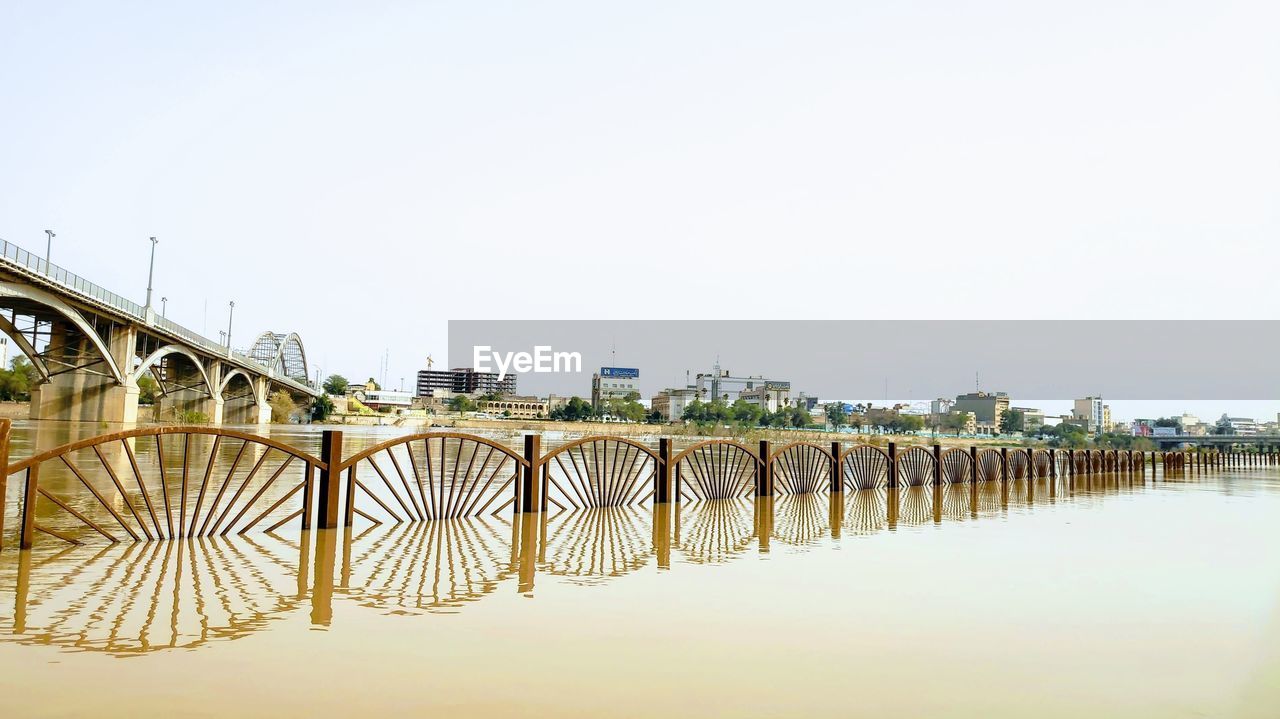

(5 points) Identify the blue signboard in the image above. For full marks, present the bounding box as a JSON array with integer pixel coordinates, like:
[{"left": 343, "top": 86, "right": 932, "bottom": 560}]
[{"left": 601, "top": 367, "right": 639, "bottom": 379}]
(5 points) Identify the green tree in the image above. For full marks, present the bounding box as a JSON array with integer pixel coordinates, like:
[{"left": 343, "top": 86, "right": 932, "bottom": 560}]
[
  {"left": 605, "top": 397, "right": 646, "bottom": 422},
  {"left": 322, "top": 374, "right": 349, "bottom": 395},
  {"left": 447, "top": 395, "right": 478, "bottom": 413},
  {"left": 730, "top": 399, "right": 764, "bottom": 427},
  {"left": 137, "top": 374, "right": 159, "bottom": 405},
  {"left": 939, "top": 412, "right": 968, "bottom": 433},
  {"left": 549, "top": 396, "right": 594, "bottom": 421},
  {"left": 999, "top": 409, "right": 1025, "bottom": 435},
  {"left": 311, "top": 393, "right": 334, "bottom": 421},
  {"left": 268, "top": 390, "right": 298, "bottom": 423},
  {"left": 825, "top": 403, "right": 848, "bottom": 429}
]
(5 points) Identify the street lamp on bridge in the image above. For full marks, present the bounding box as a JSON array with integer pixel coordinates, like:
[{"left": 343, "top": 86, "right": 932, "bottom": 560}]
[
  {"left": 226, "top": 300, "right": 235, "bottom": 353},
  {"left": 145, "top": 236, "right": 158, "bottom": 310},
  {"left": 161, "top": 296, "right": 167, "bottom": 318},
  {"left": 43, "top": 230, "right": 55, "bottom": 273}
]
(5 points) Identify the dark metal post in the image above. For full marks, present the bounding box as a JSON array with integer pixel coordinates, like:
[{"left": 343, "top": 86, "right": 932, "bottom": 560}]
[
  {"left": 655, "top": 438, "right": 672, "bottom": 504},
  {"left": 317, "top": 430, "right": 343, "bottom": 529},
  {"left": 0, "top": 418, "right": 8, "bottom": 550},
  {"left": 932, "top": 444, "right": 943, "bottom": 485},
  {"left": 521, "top": 434, "right": 541, "bottom": 513},
  {"left": 19, "top": 465, "right": 38, "bottom": 550},
  {"left": 1026, "top": 447, "right": 1034, "bottom": 478},
  {"left": 1000, "top": 447, "right": 1009, "bottom": 482},
  {"left": 887, "top": 442, "right": 898, "bottom": 488},
  {"left": 830, "top": 442, "right": 842, "bottom": 493},
  {"left": 968, "top": 446, "right": 978, "bottom": 483},
  {"left": 1049, "top": 448, "right": 1057, "bottom": 478},
  {"left": 757, "top": 440, "right": 773, "bottom": 497}
]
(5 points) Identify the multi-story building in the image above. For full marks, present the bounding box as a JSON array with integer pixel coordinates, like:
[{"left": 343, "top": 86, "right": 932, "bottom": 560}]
[
  {"left": 1073, "top": 397, "right": 1105, "bottom": 433},
  {"left": 416, "top": 367, "right": 517, "bottom": 396},
  {"left": 591, "top": 367, "right": 640, "bottom": 410},
  {"left": 930, "top": 398, "right": 954, "bottom": 416},
  {"left": 694, "top": 364, "right": 789, "bottom": 405},
  {"left": 650, "top": 387, "right": 698, "bottom": 421},
  {"left": 1220, "top": 416, "right": 1259, "bottom": 436},
  {"left": 738, "top": 384, "right": 791, "bottom": 413},
  {"left": 954, "top": 391, "right": 1009, "bottom": 426}
]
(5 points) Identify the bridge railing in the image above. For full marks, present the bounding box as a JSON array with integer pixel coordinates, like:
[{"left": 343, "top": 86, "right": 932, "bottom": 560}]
[{"left": 0, "top": 237, "right": 146, "bottom": 316}]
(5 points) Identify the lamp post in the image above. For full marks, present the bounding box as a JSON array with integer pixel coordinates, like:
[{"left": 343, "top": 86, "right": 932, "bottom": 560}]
[
  {"left": 225, "top": 301, "right": 235, "bottom": 352},
  {"left": 43, "top": 227, "right": 55, "bottom": 272},
  {"left": 160, "top": 297, "right": 168, "bottom": 318},
  {"left": 145, "top": 237, "right": 158, "bottom": 309}
]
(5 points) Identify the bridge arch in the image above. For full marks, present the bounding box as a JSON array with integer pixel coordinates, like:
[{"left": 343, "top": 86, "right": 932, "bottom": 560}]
[
  {"left": 131, "top": 344, "right": 216, "bottom": 397},
  {"left": 0, "top": 280, "right": 125, "bottom": 384}
]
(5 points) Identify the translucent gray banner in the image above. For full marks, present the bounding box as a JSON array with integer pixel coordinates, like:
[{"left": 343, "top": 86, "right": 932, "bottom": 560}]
[{"left": 447, "top": 320, "right": 1280, "bottom": 400}]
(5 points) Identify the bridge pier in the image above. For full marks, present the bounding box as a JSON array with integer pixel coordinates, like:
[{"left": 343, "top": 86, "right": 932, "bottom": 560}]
[{"left": 29, "top": 321, "right": 138, "bottom": 423}]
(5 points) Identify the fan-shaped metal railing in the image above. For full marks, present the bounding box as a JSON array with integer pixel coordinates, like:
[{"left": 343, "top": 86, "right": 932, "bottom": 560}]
[
  {"left": 4, "top": 425, "right": 322, "bottom": 548},
  {"left": 840, "top": 446, "right": 890, "bottom": 490},
  {"left": 768, "top": 442, "right": 833, "bottom": 495},
  {"left": 1006, "top": 450, "right": 1028, "bottom": 479},
  {"left": 895, "top": 446, "right": 936, "bottom": 487},
  {"left": 540, "top": 437, "right": 658, "bottom": 511},
  {"left": 976, "top": 448, "right": 1004, "bottom": 482},
  {"left": 940, "top": 448, "right": 973, "bottom": 483},
  {"left": 332, "top": 432, "right": 529, "bottom": 525},
  {"left": 672, "top": 440, "right": 758, "bottom": 501},
  {"left": 0, "top": 419, "right": 1193, "bottom": 550},
  {"left": 1032, "top": 449, "right": 1052, "bottom": 477}
]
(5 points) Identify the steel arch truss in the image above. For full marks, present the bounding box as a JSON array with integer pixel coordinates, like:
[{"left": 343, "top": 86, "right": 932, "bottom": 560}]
[{"left": 248, "top": 331, "right": 309, "bottom": 384}]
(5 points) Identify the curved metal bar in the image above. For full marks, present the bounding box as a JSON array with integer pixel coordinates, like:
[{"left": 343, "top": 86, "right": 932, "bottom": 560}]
[
  {"left": 335, "top": 432, "right": 527, "bottom": 473},
  {"left": 7, "top": 425, "right": 325, "bottom": 474}
]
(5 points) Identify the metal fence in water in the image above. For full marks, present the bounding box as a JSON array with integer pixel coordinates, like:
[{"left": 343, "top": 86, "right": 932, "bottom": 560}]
[{"left": 0, "top": 417, "right": 1257, "bottom": 550}]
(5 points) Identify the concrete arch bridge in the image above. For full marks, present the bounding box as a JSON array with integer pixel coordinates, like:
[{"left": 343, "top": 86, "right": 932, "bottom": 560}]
[{"left": 0, "top": 238, "right": 319, "bottom": 424}]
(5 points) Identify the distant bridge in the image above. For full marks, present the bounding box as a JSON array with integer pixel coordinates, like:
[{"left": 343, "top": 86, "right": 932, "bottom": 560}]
[
  {"left": 1150, "top": 434, "right": 1280, "bottom": 450},
  {"left": 0, "top": 237, "right": 319, "bottom": 424}
]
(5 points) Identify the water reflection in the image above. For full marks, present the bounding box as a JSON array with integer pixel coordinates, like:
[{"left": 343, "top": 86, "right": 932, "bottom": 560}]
[
  {"left": 1, "top": 533, "right": 305, "bottom": 655},
  {"left": 0, "top": 473, "right": 1226, "bottom": 656}
]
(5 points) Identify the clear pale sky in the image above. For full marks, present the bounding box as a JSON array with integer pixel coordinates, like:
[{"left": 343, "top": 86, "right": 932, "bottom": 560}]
[{"left": 1, "top": 2, "right": 1277, "bottom": 422}]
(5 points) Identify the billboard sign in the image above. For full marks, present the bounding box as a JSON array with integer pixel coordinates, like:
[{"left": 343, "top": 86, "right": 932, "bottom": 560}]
[{"left": 601, "top": 367, "right": 639, "bottom": 379}]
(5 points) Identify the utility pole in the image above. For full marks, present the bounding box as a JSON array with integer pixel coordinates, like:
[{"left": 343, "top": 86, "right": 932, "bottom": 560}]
[
  {"left": 43, "top": 230, "right": 55, "bottom": 273},
  {"left": 145, "top": 237, "right": 158, "bottom": 309}
]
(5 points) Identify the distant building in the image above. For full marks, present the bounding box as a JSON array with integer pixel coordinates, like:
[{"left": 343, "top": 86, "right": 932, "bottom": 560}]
[
  {"left": 358, "top": 389, "right": 414, "bottom": 410},
  {"left": 1073, "top": 397, "right": 1105, "bottom": 433},
  {"left": 650, "top": 387, "right": 698, "bottom": 421},
  {"left": 591, "top": 367, "right": 640, "bottom": 410},
  {"left": 480, "top": 395, "right": 548, "bottom": 419},
  {"left": 416, "top": 367, "right": 517, "bottom": 396},
  {"left": 930, "top": 398, "right": 954, "bottom": 416},
  {"left": 794, "top": 393, "right": 820, "bottom": 411},
  {"left": 954, "top": 391, "right": 1009, "bottom": 426},
  {"left": 694, "top": 364, "right": 789, "bottom": 405},
  {"left": 738, "top": 384, "right": 791, "bottom": 413},
  {"left": 1220, "top": 415, "right": 1259, "bottom": 436},
  {"left": 1010, "top": 407, "right": 1044, "bottom": 432}
]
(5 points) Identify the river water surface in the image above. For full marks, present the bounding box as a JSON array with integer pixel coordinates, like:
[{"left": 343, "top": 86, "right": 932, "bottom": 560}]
[{"left": 1, "top": 422, "right": 1278, "bottom": 717}]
